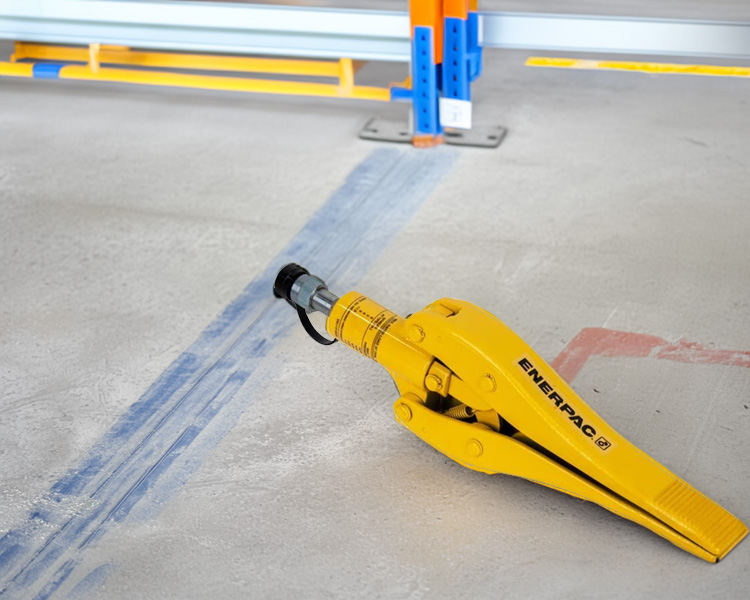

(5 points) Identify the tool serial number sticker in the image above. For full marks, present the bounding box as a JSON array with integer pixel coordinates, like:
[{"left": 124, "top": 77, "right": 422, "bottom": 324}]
[{"left": 518, "top": 357, "right": 612, "bottom": 451}]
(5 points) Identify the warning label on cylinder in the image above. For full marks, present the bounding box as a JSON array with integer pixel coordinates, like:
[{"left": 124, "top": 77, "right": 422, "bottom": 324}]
[{"left": 333, "top": 295, "right": 398, "bottom": 361}]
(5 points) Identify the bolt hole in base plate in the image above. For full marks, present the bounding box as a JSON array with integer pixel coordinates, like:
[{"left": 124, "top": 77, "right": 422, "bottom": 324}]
[{"left": 359, "top": 118, "right": 507, "bottom": 148}]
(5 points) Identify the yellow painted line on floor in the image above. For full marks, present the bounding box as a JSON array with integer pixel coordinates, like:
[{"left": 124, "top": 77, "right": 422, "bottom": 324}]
[{"left": 526, "top": 57, "right": 750, "bottom": 78}]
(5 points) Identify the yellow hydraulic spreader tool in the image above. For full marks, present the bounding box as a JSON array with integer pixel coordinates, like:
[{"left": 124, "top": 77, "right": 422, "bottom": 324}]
[{"left": 273, "top": 264, "right": 747, "bottom": 562}]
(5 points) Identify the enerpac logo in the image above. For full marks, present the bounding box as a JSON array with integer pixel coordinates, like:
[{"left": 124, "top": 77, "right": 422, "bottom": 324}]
[{"left": 518, "top": 357, "right": 612, "bottom": 451}]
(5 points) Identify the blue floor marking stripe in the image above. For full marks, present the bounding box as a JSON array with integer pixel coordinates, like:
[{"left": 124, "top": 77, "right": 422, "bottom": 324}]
[{"left": 0, "top": 147, "right": 456, "bottom": 599}]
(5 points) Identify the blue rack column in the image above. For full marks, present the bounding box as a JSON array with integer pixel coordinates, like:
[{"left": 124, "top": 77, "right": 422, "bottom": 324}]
[
  {"left": 408, "top": 0, "right": 444, "bottom": 147},
  {"left": 441, "top": 0, "right": 477, "bottom": 130},
  {"left": 383, "top": 1, "right": 497, "bottom": 148}
]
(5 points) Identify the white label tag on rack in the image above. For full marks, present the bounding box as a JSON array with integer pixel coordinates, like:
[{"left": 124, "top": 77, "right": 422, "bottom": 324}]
[{"left": 439, "top": 98, "right": 472, "bottom": 129}]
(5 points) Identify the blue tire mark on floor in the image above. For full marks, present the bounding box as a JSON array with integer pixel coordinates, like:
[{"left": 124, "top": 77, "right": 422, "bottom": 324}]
[{"left": 0, "top": 147, "right": 457, "bottom": 599}]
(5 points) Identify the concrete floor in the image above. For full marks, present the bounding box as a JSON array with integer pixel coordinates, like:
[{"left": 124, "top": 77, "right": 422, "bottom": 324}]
[{"left": 1, "top": 4, "right": 750, "bottom": 598}]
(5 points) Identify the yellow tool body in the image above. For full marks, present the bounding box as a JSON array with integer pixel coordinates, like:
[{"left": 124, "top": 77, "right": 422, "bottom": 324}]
[{"left": 273, "top": 265, "right": 747, "bottom": 562}]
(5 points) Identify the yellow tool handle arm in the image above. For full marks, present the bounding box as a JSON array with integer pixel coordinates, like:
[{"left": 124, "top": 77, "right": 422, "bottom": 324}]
[
  {"left": 405, "top": 298, "right": 747, "bottom": 560},
  {"left": 394, "top": 394, "right": 718, "bottom": 562}
]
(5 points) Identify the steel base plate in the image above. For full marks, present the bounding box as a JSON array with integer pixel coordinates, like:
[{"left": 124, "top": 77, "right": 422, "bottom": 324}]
[
  {"left": 359, "top": 118, "right": 412, "bottom": 144},
  {"left": 443, "top": 125, "right": 507, "bottom": 148},
  {"left": 359, "top": 118, "right": 507, "bottom": 148}
]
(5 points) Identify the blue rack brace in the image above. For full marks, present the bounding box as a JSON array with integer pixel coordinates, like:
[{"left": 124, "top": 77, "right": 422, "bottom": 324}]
[
  {"left": 467, "top": 10, "right": 483, "bottom": 82},
  {"left": 32, "top": 63, "right": 63, "bottom": 78}
]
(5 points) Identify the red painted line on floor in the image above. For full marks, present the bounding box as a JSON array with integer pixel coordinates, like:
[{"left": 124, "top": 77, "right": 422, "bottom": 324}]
[
  {"left": 655, "top": 340, "right": 750, "bottom": 369},
  {"left": 551, "top": 327, "right": 750, "bottom": 382}
]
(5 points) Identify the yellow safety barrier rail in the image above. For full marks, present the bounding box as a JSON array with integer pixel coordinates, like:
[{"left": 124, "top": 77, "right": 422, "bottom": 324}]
[{"left": 0, "top": 42, "right": 392, "bottom": 101}]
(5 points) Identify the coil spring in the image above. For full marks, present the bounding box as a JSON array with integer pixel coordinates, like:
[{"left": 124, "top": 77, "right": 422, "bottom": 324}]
[{"left": 444, "top": 404, "right": 475, "bottom": 420}]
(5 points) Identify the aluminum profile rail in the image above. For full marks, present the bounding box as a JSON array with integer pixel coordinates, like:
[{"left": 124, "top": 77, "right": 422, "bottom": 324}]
[
  {"left": 0, "top": 1, "right": 412, "bottom": 62},
  {"left": 480, "top": 12, "right": 750, "bottom": 59},
  {"left": 1, "top": 0, "right": 749, "bottom": 60}
]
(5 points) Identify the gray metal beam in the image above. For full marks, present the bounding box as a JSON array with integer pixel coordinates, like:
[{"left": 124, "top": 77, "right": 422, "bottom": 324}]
[
  {"left": 1, "top": 1, "right": 749, "bottom": 61},
  {"left": 0, "top": 1, "right": 412, "bottom": 62},
  {"left": 480, "top": 12, "right": 750, "bottom": 59}
]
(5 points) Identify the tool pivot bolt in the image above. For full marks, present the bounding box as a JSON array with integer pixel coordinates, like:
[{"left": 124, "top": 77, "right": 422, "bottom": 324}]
[
  {"left": 406, "top": 325, "right": 425, "bottom": 343},
  {"left": 480, "top": 373, "right": 496, "bottom": 393},
  {"left": 425, "top": 374, "right": 443, "bottom": 392},
  {"left": 396, "top": 403, "right": 413, "bottom": 423},
  {"left": 466, "top": 439, "right": 483, "bottom": 458}
]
